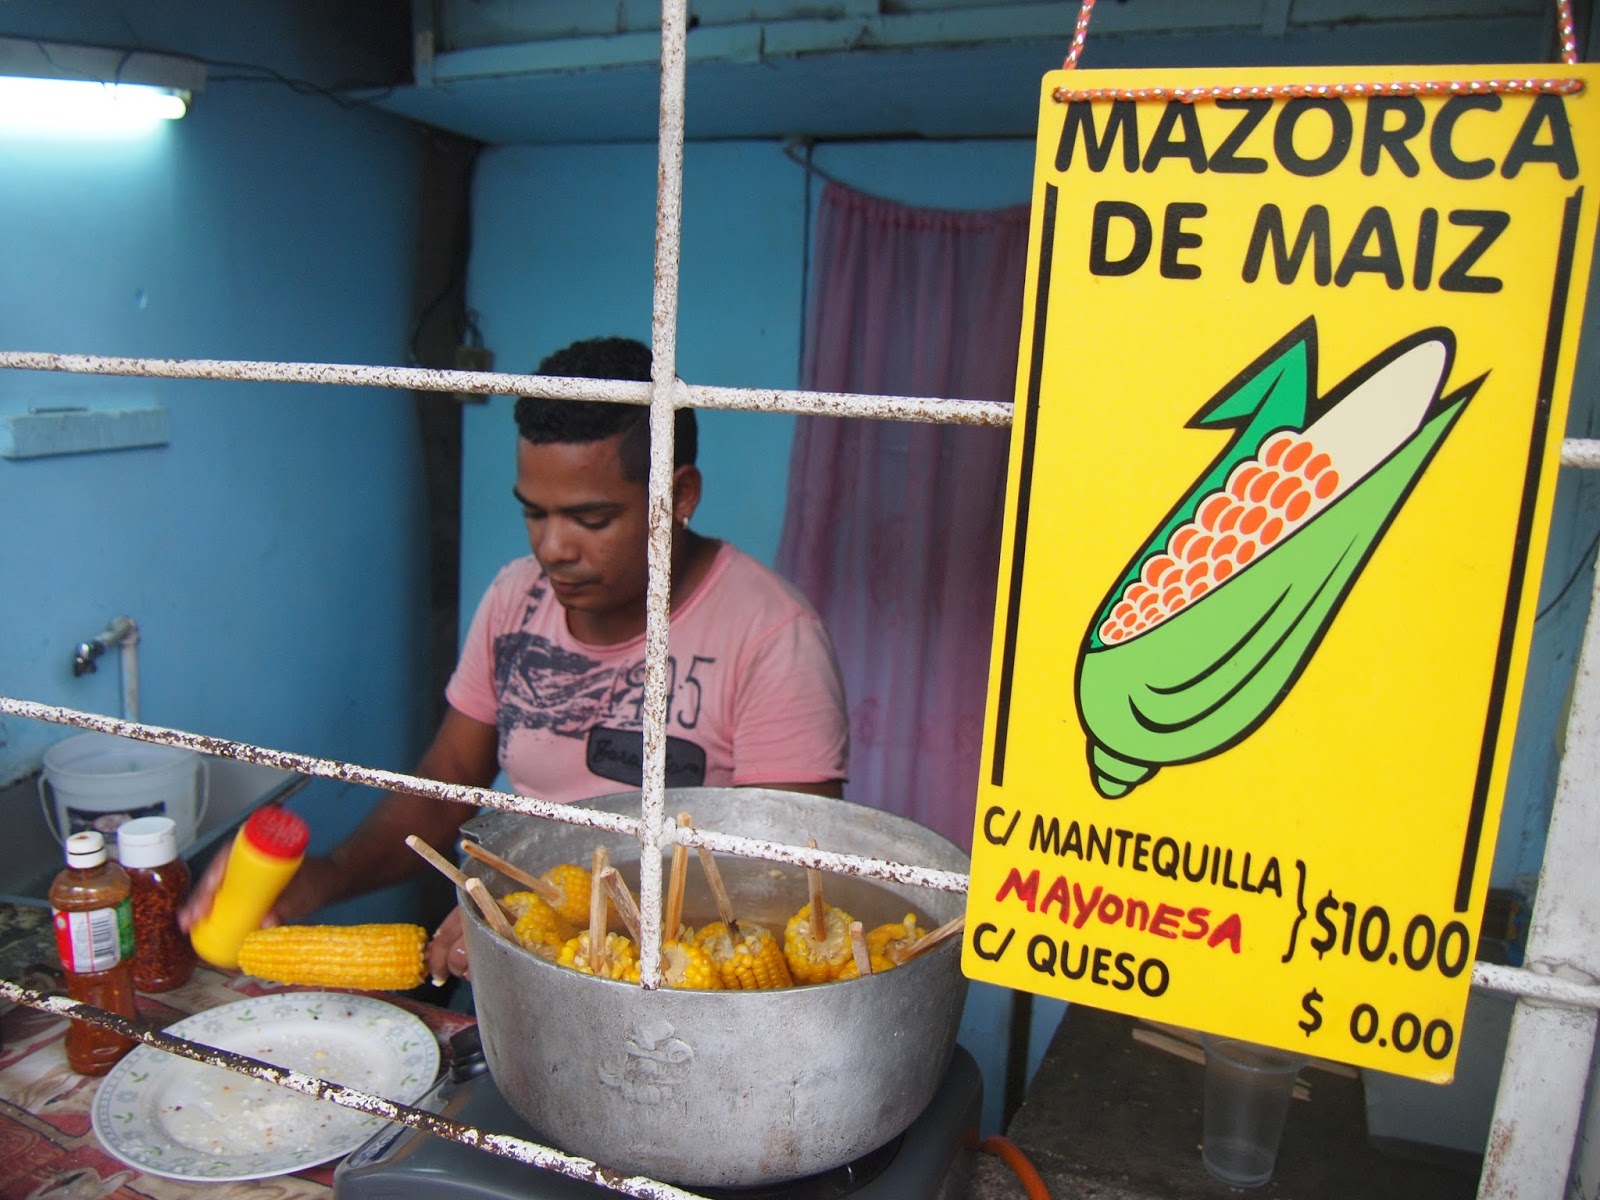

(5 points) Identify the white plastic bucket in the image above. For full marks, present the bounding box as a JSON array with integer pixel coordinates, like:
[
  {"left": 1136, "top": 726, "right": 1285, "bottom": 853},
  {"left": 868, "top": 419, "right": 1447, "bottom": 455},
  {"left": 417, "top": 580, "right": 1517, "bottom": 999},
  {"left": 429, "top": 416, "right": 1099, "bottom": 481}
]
[{"left": 38, "top": 733, "right": 208, "bottom": 856}]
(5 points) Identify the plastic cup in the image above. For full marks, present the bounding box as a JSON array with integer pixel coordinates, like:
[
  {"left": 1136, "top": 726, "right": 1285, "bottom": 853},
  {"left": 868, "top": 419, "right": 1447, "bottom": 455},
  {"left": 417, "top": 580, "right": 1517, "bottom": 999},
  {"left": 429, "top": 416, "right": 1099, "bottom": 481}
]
[{"left": 1200, "top": 1034, "right": 1308, "bottom": 1187}]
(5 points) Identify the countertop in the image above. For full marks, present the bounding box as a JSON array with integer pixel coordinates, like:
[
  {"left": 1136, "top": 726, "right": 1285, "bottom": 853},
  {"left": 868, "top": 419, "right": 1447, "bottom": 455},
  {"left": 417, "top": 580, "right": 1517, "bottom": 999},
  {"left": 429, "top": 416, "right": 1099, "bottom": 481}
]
[
  {"left": 966, "top": 1002, "right": 1483, "bottom": 1200},
  {"left": 0, "top": 900, "right": 472, "bottom": 1199}
]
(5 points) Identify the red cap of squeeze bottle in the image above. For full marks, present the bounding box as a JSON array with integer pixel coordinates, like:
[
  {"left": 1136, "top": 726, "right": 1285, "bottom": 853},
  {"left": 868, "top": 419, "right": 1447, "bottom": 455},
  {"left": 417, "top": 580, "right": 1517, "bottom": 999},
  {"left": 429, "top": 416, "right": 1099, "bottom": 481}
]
[{"left": 241, "top": 806, "right": 310, "bottom": 859}]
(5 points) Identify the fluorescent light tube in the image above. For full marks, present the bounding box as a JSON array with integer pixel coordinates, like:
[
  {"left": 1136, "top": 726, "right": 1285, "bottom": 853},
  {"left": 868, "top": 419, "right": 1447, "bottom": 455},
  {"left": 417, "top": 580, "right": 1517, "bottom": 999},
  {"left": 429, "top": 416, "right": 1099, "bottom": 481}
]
[{"left": 0, "top": 76, "right": 189, "bottom": 133}]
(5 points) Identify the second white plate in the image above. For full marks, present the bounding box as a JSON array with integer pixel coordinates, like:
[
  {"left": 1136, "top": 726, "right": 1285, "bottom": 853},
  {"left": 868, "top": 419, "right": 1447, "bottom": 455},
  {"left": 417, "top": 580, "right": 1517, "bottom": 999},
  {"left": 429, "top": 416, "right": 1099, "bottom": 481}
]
[{"left": 92, "top": 991, "right": 441, "bottom": 1183}]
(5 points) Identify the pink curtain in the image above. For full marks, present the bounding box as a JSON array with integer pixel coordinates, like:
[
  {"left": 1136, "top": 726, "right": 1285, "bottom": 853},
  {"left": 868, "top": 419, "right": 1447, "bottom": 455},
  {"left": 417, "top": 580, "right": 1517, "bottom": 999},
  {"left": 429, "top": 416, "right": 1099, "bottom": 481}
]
[{"left": 777, "top": 183, "right": 1030, "bottom": 849}]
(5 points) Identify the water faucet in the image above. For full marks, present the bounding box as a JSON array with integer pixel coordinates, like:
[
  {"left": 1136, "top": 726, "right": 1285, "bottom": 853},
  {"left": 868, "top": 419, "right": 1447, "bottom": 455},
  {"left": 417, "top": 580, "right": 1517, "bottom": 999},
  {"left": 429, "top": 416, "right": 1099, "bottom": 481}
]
[
  {"left": 69, "top": 618, "right": 140, "bottom": 719},
  {"left": 72, "top": 641, "right": 104, "bottom": 676}
]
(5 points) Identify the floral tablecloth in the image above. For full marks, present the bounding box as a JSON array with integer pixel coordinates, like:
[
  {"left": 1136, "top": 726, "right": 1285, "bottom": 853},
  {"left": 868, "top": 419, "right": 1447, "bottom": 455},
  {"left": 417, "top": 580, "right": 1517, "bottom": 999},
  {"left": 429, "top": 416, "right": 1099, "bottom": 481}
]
[{"left": 0, "top": 933, "right": 472, "bottom": 1200}]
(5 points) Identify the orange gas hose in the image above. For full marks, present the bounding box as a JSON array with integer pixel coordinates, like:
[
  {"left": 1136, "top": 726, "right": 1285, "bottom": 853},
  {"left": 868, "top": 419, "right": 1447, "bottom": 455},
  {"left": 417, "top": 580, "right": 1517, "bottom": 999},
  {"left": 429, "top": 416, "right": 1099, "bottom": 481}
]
[{"left": 978, "top": 1134, "right": 1053, "bottom": 1200}]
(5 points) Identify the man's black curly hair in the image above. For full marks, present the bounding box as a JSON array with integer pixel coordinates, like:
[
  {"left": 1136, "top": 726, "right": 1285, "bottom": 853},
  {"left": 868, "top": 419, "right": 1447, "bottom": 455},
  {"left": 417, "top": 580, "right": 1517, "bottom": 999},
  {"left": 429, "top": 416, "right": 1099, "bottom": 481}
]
[{"left": 515, "top": 336, "right": 697, "bottom": 483}]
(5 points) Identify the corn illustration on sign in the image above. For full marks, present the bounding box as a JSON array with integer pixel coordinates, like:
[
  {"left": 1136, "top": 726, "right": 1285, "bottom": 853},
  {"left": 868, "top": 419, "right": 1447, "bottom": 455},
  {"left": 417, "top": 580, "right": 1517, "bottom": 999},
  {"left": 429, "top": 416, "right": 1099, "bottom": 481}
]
[{"left": 963, "top": 66, "right": 1600, "bottom": 1081}]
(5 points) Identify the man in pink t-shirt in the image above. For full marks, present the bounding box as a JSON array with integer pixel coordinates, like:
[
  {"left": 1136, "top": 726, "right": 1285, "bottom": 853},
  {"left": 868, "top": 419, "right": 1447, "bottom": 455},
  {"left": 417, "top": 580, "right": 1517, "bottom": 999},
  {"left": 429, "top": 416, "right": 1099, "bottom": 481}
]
[{"left": 181, "top": 337, "right": 849, "bottom": 985}]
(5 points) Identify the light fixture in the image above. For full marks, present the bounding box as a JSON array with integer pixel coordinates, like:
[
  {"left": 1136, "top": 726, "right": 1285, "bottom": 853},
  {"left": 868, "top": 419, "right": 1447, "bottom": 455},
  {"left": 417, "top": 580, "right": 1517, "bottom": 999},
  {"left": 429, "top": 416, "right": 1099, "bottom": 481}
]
[{"left": 0, "top": 37, "right": 204, "bottom": 134}]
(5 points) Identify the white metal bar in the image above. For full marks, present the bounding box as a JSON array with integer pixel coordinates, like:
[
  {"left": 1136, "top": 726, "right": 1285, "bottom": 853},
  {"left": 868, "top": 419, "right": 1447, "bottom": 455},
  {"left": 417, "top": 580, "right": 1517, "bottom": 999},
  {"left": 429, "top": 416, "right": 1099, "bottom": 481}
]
[
  {"left": 632, "top": 0, "right": 691, "bottom": 991},
  {"left": 0, "top": 697, "right": 965, "bottom": 891},
  {"left": 1474, "top": 961, "right": 1600, "bottom": 1011},
  {"left": 1562, "top": 436, "right": 1600, "bottom": 468},
  {"left": 1479, "top": 532, "right": 1600, "bottom": 1199},
  {"left": 0, "top": 697, "right": 640, "bottom": 837},
  {"left": 0, "top": 350, "right": 1013, "bottom": 426}
]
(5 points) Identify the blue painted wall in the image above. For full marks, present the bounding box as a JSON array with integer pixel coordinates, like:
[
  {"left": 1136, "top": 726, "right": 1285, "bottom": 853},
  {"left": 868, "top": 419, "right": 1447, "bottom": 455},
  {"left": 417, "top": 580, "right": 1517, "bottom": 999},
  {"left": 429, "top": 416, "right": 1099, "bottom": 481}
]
[{"left": 0, "top": 10, "right": 432, "bottom": 922}]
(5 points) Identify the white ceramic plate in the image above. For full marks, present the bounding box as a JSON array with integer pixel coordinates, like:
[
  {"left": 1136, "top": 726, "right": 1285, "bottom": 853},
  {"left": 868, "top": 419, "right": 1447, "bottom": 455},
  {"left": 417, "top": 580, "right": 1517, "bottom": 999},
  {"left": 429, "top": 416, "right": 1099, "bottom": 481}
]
[{"left": 91, "top": 991, "right": 440, "bottom": 1183}]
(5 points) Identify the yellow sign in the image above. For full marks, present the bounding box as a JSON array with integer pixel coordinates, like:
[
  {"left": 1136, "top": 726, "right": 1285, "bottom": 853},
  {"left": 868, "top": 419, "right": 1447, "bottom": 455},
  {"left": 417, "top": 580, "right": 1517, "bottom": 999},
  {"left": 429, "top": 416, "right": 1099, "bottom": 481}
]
[{"left": 963, "top": 66, "right": 1600, "bottom": 1081}]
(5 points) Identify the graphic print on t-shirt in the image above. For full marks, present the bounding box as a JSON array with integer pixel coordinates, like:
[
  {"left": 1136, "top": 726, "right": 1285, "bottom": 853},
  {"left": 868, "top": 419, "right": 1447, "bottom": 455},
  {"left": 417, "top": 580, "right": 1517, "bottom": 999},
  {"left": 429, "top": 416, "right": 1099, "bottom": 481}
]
[
  {"left": 587, "top": 727, "right": 708, "bottom": 787},
  {"left": 491, "top": 577, "right": 717, "bottom": 788}
]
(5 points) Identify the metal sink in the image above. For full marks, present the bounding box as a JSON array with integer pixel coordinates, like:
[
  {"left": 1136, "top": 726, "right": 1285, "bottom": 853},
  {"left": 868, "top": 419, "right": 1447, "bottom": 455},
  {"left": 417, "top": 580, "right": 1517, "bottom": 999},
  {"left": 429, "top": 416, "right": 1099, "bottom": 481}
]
[{"left": 0, "top": 754, "right": 305, "bottom": 905}]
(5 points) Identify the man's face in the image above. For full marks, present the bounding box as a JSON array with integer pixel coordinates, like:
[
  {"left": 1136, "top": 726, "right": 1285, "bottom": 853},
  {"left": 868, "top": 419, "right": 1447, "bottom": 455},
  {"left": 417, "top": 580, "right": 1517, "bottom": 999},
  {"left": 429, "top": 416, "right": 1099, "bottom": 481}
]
[{"left": 514, "top": 434, "right": 651, "bottom": 639}]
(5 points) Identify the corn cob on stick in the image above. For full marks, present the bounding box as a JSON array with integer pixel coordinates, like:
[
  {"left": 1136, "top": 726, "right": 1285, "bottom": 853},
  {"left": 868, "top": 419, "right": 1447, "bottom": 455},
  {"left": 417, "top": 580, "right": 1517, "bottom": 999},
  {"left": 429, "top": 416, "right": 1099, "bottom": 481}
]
[
  {"left": 839, "top": 913, "right": 927, "bottom": 979},
  {"left": 659, "top": 939, "right": 724, "bottom": 990},
  {"left": 404, "top": 834, "right": 518, "bottom": 940},
  {"left": 899, "top": 915, "right": 966, "bottom": 963},
  {"left": 556, "top": 931, "right": 641, "bottom": 981},
  {"left": 664, "top": 812, "right": 693, "bottom": 941},
  {"left": 504, "top": 890, "right": 574, "bottom": 960},
  {"left": 785, "top": 903, "right": 856, "bottom": 983},
  {"left": 635, "top": 815, "right": 719, "bottom": 989},
  {"left": 460, "top": 839, "right": 563, "bottom": 907},
  {"left": 238, "top": 923, "right": 427, "bottom": 990},
  {"left": 543, "top": 861, "right": 601, "bottom": 928},
  {"left": 586, "top": 846, "right": 609, "bottom": 974},
  {"left": 868, "top": 913, "right": 927, "bottom": 964},
  {"left": 598, "top": 867, "right": 643, "bottom": 942},
  {"left": 784, "top": 843, "right": 856, "bottom": 984},
  {"left": 695, "top": 921, "right": 793, "bottom": 990},
  {"left": 557, "top": 848, "right": 641, "bottom": 980},
  {"left": 691, "top": 842, "right": 792, "bottom": 989}
]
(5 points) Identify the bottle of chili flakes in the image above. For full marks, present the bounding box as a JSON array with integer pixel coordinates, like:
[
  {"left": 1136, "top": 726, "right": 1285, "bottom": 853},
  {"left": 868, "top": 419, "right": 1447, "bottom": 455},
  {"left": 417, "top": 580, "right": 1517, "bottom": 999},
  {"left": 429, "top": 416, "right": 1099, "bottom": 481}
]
[{"left": 116, "top": 817, "right": 195, "bottom": 992}]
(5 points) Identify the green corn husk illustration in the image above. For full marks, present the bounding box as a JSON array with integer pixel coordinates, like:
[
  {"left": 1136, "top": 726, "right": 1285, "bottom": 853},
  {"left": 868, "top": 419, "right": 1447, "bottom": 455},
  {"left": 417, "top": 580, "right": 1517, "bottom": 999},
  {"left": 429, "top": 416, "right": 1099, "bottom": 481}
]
[{"left": 1076, "top": 320, "right": 1482, "bottom": 799}]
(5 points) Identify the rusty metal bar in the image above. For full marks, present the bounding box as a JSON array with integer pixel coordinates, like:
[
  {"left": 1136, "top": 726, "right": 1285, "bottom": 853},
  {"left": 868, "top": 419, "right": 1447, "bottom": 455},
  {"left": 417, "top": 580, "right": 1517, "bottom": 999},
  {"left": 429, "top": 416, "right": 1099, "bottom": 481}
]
[
  {"left": 633, "top": 0, "right": 692, "bottom": 991},
  {"left": 0, "top": 350, "right": 1012, "bottom": 426},
  {"left": 0, "top": 697, "right": 968, "bottom": 892}
]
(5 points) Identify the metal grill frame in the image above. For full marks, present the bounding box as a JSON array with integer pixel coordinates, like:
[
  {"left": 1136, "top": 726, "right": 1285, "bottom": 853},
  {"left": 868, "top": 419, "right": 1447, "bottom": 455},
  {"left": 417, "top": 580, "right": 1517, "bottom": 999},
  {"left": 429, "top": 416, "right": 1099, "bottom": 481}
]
[{"left": 2, "top": 2, "right": 1599, "bottom": 1195}]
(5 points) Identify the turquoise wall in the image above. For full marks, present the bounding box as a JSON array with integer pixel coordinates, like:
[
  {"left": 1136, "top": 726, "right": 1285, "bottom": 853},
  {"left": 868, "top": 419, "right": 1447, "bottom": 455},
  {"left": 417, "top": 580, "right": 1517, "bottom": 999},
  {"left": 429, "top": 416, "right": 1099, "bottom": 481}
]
[{"left": 0, "top": 19, "right": 432, "bottom": 921}]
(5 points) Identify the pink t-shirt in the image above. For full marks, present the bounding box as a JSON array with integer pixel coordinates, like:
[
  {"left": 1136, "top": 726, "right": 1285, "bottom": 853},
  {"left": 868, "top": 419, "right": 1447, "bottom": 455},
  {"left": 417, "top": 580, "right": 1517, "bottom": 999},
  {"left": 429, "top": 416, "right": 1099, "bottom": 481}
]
[{"left": 446, "top": 543, "right": 849, "bottom": 803}]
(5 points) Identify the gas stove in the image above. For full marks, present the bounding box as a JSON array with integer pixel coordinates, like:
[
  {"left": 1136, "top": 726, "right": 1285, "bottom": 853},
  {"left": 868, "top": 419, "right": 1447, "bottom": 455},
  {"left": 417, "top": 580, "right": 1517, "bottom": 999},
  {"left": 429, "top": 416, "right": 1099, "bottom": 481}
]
[{"left": 333, "top": 1029, "right": 980, "bottom": 1199}]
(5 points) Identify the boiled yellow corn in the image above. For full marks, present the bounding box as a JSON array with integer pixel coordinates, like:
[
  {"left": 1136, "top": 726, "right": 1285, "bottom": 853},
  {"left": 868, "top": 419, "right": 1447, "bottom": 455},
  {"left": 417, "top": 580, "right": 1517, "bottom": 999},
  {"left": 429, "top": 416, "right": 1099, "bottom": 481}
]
[
  {"left": 237, "top": 923, "right": 427, "bottom": 990},
  {"left": 784, "top": 902, "right": 856, "bottom": 985},
  {"left": 840, "top": 914, "right": 927, "bottom": 979},
  {"left": 697, "top": 921, "right": 793, "bottom": 990},
  {"left": 870, "top": 913, "right": 925, "bottom": 964},
  {"left": 660, "top": 940, "right": 724, "bottom": 990},
  {"left": 543, "top": 862, "right": 598, "bottom": 928},
  {"left": 556, "top": 931, "right": 640, "bottom": 981},
  {"left": 505, "top": 891, "right": 573, "bottom": 960}
]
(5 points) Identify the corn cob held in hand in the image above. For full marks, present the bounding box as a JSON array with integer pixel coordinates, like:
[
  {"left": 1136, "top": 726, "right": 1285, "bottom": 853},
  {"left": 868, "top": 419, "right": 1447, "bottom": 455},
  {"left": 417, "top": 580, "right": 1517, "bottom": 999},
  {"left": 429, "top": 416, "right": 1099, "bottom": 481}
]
[{"left": 237, "top": 923, "right": 427, "bottom": 990}]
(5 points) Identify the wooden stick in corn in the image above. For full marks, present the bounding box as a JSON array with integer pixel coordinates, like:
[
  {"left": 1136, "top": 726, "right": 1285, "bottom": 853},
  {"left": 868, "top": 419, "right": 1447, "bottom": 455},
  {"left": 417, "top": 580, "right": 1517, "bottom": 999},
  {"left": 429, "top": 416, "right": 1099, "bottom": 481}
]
[
  {"left": 599, "top": 866, "right": 642, "bottom": 943},
  {"left": 695, "top": 843, "right": 742, "bottom": 941},
  {"left": 405, "top": 833, "right": 470, "bottom": 889},
  {"left": 459, "top": 839, "right": 561, "bottom": 905},
  {"left": 587, "top": 846, "right": 609, "bottom": 974},
  {"left": 899, "top": 915, "right": 965, "bottom": 963},
  {"left": 406, "top": 835, "right": 517, "bottom": 940},
  {"left": 849, "top": 920, "right": 872, "bottom": 977},
  {"left": 664, "top": 812, "right": 692, "bottom": 940},
  {"left": 806, "top": 838, "right": 827, "bottom": 941},
  {"left": 465, "top": 878, "right": 518, "bottom": 942}
]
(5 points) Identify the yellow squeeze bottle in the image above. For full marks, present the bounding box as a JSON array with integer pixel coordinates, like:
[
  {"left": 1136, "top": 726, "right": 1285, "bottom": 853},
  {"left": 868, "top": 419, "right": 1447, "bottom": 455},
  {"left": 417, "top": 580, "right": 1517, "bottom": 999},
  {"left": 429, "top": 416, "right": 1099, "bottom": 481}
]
[{"left": 189, "top": 805, "right": 310, "bottom": 970}]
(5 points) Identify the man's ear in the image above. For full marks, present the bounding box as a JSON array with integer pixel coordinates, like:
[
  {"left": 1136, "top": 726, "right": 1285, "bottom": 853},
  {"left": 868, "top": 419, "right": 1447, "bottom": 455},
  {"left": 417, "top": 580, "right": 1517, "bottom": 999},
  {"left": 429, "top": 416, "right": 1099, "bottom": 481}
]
[{"left": 671, "top": 465, "right": 703, "bottom": 524}]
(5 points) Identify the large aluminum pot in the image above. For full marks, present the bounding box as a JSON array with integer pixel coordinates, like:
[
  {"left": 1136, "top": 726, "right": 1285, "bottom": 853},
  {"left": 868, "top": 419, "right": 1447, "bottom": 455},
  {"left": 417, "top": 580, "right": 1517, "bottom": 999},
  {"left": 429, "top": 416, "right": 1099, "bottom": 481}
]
[{"left": 459, "top": 787, "right": 969, "bottom": 1188}]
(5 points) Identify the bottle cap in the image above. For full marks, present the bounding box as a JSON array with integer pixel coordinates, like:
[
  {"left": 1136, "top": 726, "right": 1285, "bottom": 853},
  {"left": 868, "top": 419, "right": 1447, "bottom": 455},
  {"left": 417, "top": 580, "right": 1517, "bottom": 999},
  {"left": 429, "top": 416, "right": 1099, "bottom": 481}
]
[
  {"left": 241, "top": 806, "right": 309, "bottom": 860},
  {"left": 65, "top": 831, "right": 108, "bottom": 869},
  {"left": 117, "top": 817, "right": 179, "bottom": 869}
]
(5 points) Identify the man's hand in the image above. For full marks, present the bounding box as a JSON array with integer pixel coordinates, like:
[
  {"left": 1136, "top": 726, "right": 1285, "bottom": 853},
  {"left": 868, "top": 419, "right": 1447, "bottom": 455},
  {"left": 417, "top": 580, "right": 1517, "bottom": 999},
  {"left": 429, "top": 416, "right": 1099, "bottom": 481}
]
[
  {"left": 177, "top": 845, "right": 344, "bottom": 933},
  {"left": 427, "top": 906, "right": 471, "bottom": 984}
]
